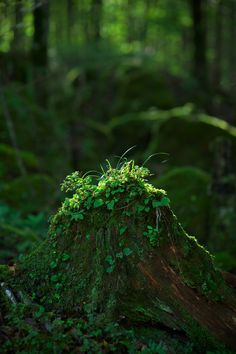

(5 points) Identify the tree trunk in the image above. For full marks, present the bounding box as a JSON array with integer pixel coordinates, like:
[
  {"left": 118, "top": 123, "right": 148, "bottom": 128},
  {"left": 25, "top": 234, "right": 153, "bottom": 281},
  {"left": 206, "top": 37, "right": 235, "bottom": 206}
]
[
  {"left": 11, "top": 0, "right": 24, "bottom": 51},
  {"left": 191, "top": 0, "right": 207, "bottom": 89},
  {"left": 32, "top": 0, "right": 49, "bottom": 69},
  {"left": 90, "top": 0, "right": 103, "bottom": 42},
  {"left": 213, "top": 0, "right": 223, "bottom": 88},
  {"left": 31, "top": 0, "right": 49, "bottom": 104},
  {"left": 229, "top": 0, "right": 236, "bottom": 90},
  {"left": 67, "top": 0, "right": 75, "bottom": 44},
  {"left": 127, "top": 0, "right": 135, "bottom": 43}
]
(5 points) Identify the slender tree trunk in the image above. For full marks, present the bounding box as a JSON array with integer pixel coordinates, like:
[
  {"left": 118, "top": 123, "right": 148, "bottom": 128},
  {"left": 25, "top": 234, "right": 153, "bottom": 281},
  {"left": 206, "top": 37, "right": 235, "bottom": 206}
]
[
  {"left": 31, "top": 0, "right": 49, "bottom": 104},
  {"left": 140, "top": 0, "right": 151, "bottom": 43},
  {"left": 127, "top": 0, "right": 135, "bottom": 43},
  {"left": 90, "top": 0, "right": 103, "bottom": 41},
  {"left": 32, "top": 0, "right": 49, "bottom": 68},
  {"left": 191, "top": 0, "right": 207, "bottom": 88},
  {"left": 229, "top": 0, "right": 236, "bottom": 88},
  {"left": 0, "top": 78, "right": 26, "bottom": 177},
  {"left": 213, "top": 0, "right": 223, "bottom": 88},
  {"left": 67, "top": 0, "right": 74, "bottom": 44},
  {"left": 11, "top": 0, "right": 24, "bottom": 50}
]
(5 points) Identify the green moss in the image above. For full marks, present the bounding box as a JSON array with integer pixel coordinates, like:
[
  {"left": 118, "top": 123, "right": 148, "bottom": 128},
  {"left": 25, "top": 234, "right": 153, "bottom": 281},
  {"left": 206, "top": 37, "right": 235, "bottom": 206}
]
[
  {"left": 147, "top": 114, "right": 236, "bottom": 173},
  {"left": 154, "top": 167, "right": 210, "bottom": 242}
]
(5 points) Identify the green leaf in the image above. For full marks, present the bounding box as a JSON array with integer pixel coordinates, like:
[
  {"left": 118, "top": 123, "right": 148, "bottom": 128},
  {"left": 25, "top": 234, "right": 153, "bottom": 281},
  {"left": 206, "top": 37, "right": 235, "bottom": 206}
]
[
  {"left": 62, "top": 253, "right": 70, "bottom": 261},
  {"left": 123, "top": 248, "right": 133, "bottom": 256},
  {"left": 152, "top": 197, "right": 170, "bottom": 208},
  {"left": 50, "top": 261, "right": 57, "bottom": 269},
  {"left": 86, "top": 233, "right": 90, "bottom": 240},
  {"left": 119, "top": 240, "right": 125, "bottom": 247},
  {"left": 93, "top": 199, "right": 104, "bottom": 208},
  {"left": 119, "top": 226, "right": 127, "bottom": 235},
  {"left": 137, "top": 204, "right": 145, "bottom": 213},
  {"left": 106, "top": 266, "right": 114, "bottom": 273},
  {"left": 50, "top": 275, "right": 59, "bottom": 282},
  {"left": 105, "top": 255, "right": 115, "bottom": 265},
  {"left": 71, "top": 212, "right": 84, "bottom": 221},
  {"left": 107, "top": 200, "right": 115, "bottom": 210},
  {"left": 35, "top": 306, "right": 45, "bottom": 318},
  {"left": 55, "top": 283, "right": 62, "bottom": 290}
]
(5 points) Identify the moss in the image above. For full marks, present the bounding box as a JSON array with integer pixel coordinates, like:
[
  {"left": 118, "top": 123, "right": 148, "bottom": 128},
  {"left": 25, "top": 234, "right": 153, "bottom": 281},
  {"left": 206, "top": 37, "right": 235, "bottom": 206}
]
[
  {"left": 114, "top": 61, "right": 177, "bottom": 116},
  {"left": 154, "top": 167, "right": 210, "bottom": 242},
  {"left": 147, "top": 114, "right": 236, "bottom": 173},
  {"left": 107, "top": 104, "right": 194, "bottom": 157},
  {"left": 0, "top": 265, "right": 16, "bottom": 313}
]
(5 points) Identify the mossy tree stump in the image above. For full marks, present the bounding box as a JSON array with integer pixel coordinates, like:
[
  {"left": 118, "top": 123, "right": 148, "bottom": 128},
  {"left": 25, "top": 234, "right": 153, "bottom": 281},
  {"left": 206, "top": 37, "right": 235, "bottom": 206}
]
[{"left": 8, "top": 161, "right": 236, "bottom": 351}]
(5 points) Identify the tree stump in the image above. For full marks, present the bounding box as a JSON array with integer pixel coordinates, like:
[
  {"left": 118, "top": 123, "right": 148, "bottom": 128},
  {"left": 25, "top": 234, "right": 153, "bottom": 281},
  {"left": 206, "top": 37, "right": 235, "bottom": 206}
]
[{"left": 3, "top": 161, "right": 236, "bottom": 351}]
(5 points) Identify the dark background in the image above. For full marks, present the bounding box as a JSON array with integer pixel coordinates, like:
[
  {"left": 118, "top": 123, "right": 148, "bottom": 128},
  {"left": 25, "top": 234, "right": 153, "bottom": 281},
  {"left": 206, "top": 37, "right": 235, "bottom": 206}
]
[{"left": 0, "top": 0, "right": 236, "bottom": 271}]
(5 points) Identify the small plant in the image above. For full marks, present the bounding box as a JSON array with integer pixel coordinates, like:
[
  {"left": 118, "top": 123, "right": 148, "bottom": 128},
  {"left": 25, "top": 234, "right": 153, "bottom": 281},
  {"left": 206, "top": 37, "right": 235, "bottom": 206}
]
[
  {"left": 57, "top": 159, "right": 170, "bottom": 251},
  {"left": 143, "top": 225, "right": 159, "bottom": 247}
]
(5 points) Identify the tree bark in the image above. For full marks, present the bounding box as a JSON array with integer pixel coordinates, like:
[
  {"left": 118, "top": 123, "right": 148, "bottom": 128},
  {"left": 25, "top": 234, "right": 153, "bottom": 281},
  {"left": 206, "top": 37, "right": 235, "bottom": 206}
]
[
  {"left": 229, "top": 0, "right": 236, "bottom": 88},
  {"left": 31, "top": 0, "right": 49, "bottom": 104},
  {"left": 11, "top": 0, "right": 24, "bottom": 51},
  {"left": 32, "top": 0, "right": 49, "bottom": 69},
  {"left": 67, "top": 0, "right": 75, "bottom": 44},
  {"left": 191, "top": 0, "right": 207, "bottom": 88},
  {"left": 90, "top": 0, "right": 103, "bottom": 42},
  {"left": 213, "top": 0, "right": 223, "bottom": 88}
]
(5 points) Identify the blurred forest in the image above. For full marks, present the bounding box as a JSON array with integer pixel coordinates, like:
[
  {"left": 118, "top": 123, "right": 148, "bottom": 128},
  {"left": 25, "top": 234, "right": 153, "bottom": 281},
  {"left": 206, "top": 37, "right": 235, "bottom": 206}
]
[{"left": 0, "top": 0, "right": 236, "bottom": 273}]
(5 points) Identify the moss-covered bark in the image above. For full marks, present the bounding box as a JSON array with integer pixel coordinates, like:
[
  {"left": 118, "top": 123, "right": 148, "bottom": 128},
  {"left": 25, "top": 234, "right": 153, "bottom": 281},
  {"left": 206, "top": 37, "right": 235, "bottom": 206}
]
[{"left": 2, "top": 161, "right": 236, "bottom": 351}]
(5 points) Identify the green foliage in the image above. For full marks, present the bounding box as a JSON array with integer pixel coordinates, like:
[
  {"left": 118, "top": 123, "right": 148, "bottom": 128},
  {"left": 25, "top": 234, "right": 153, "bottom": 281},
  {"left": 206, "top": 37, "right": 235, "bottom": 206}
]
[
  {"left": 105, "top": 255, "right": 116, "bottom": 273},
  {"left": 0, "top": 202, "right": 47, "bottom": 262},
  {"left": 58, "top": 160, "right": 168, "bottom": 251},
  {"left": 152, "top": 197, "right": 170, "bottom": 208},
  {"left": 143, "top": 225, "right": 159, "bottom": 247},
  {"left": 154, "top": 167, "right": 210, "bottom": 243},
  {"left": 213, "top": 252, "right": 236, "bottom": 272},
  {"left": 0, "top": 144, "right": 39, "bottom": 180},
  {"left": 2, "top": 303, "right": 171, "bottom": 354},
  {"left": 0, "top": 174, "right": 55, "bottom": 214},
  {"left": 148, "top": 114, "right": 236, "bottom": 174}
]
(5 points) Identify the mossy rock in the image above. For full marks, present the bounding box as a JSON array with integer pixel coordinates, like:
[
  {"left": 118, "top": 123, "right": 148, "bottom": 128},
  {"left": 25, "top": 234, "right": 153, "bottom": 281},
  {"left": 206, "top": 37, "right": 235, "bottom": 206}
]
[
  {"left": 113, "top": 61, "right": 177, "bottom": 115},
  {"left": 0, "top": 174, "right": 55, "bottom": 214},
  {"left": 154, "top": 167, "right": 210, "bottom": 243},
  {"left": 12, "top": 161, "right": 236, "bottom": 351},
  {"left": 107, "top": 108, "right": 236, "bottom": 175},
  {"left": 148, "top": 114, "right": 236, "bottom": 173},
  {"left": 107, "top": 104, "right": 194, "bottom": 156},
  {"left": 154, "top": 167, "right": 236, "bottom": 273}
]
